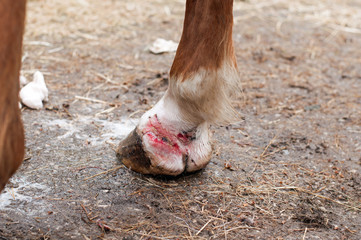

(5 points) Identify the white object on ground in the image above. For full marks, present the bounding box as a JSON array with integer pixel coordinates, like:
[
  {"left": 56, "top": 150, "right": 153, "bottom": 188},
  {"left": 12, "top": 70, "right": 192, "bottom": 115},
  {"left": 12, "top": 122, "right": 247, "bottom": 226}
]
[
  {"left": 149, "top": 38, "right": 178, "bottom": 54},
  {"left": 19, "top": 76, "right": 27, "bottom": 108},
  {"left": 19, "top": 75, "right": 27, "bottom": 87},
  {"left": 20, "top": 71, "right": 48, "bottom": 109}
]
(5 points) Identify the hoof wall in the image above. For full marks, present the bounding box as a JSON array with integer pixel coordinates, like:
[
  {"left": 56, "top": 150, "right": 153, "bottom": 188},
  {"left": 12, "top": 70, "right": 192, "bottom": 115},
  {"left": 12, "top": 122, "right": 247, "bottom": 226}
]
[
  {"left": 117, "top": 123, "right": 212, "bottom": 176},
  {"left": 116, "top": 128, "right": 154, "bottom": 175}
]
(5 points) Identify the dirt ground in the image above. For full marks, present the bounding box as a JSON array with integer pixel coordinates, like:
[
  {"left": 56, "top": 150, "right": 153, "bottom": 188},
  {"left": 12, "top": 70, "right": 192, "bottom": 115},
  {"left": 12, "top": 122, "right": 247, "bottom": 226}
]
[{"left": 1, "top": 0, "right": 361, "bottom": 239}]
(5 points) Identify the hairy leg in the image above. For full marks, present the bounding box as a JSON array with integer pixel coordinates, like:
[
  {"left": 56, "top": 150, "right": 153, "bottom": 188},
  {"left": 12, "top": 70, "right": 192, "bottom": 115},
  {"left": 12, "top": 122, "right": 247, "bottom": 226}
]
[
  {"left": 0, "top": 0, "right": 26, "bottom": 191},
  {"left": 117, "top": 0, "right": 239, "bottom": 176}
]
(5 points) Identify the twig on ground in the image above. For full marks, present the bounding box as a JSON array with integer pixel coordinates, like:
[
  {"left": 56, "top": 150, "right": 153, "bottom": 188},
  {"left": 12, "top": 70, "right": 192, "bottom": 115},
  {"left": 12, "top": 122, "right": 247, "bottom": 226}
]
[
  {"left": 75, "top": 96, "right": 121, "bottom": 107},
  {"left": 82, "top": 166, "right": 123, "bottom": 181},
  {"left": 196, "top": 219, "right": 213, "bottom": 236},
  {"left": 260, "top": 134, "right": 278, "bottom": 159}
]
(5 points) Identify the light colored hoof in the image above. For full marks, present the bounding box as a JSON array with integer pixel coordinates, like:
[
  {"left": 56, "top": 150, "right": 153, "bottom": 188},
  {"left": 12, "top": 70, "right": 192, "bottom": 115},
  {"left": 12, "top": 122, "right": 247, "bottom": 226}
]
[{"left": 116, "top": 121, "right": 212, "bottom": 176}]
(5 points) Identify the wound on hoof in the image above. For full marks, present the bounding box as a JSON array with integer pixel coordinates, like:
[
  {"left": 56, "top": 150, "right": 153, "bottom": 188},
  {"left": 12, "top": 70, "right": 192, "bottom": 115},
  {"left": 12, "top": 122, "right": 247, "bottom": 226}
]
[{"left": 117, "top": 113, "right": 212, "bottom": 176}]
